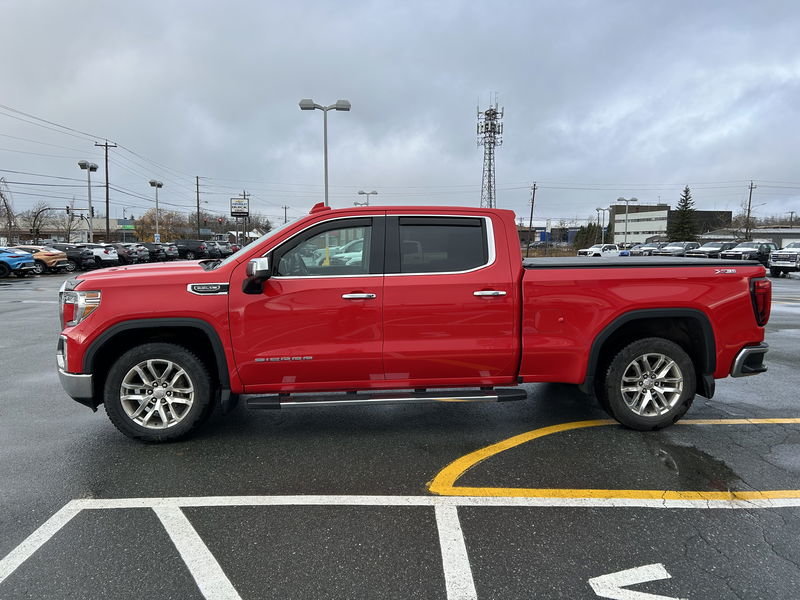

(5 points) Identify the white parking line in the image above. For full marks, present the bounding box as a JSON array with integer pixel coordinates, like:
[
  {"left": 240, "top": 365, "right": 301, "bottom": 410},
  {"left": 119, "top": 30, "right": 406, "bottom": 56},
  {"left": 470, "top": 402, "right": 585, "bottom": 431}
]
[
  {"left": 154, "top": 506, "right": 243, "bottom": 600},
  {"left": 2, "top": 495, "right": 800, "bottom": 599},
  {"left": 435, "top": 505, "right": 477, "bottom": 600}
]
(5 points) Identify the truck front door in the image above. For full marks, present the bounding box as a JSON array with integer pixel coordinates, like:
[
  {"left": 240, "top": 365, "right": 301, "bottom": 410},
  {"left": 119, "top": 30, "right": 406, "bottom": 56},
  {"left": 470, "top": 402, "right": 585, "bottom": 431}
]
[{"left": 229, "top": 217, "right": 385, "bottom": 392}]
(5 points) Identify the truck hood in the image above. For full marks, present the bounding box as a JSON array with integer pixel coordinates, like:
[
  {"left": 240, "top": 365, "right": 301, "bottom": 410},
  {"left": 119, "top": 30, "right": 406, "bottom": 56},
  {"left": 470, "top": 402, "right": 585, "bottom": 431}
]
[{"left": 76, "top": 260, "right": 210, "bottom": 283}]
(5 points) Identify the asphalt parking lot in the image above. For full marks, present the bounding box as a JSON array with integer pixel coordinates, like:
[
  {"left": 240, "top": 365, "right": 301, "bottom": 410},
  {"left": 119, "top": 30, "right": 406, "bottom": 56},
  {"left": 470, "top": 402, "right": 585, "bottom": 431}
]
[{"left": 1, "top": 273, "right": 799, "bottom": 599}]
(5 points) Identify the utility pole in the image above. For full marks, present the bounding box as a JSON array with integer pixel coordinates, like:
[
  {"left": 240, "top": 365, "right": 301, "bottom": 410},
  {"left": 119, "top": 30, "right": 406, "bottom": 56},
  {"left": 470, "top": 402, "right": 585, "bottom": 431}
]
[
  {"left": 745, "top": 180, "right": 757, "bottom": 241},
  {"left": 526, "top": 182, "right": 537, "bottom": 258},
  {"left": 789, "top": 211, "right": 796, "bottom": 228},
  {"left": 95, "top": 140, "right": 117, "bottom": 240},
  {"left": 196, "top": 176, "right": 201, "bottom": 238},
  {"left": 282, "top": 205, "right": 289, "bottom": 224}
]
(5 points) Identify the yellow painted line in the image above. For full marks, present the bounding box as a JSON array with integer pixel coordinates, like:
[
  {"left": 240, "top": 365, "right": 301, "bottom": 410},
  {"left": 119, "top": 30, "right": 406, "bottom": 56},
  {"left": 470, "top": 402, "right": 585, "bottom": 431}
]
[{"left": 428, "top": 418, "right": 800, "bottom": 499}]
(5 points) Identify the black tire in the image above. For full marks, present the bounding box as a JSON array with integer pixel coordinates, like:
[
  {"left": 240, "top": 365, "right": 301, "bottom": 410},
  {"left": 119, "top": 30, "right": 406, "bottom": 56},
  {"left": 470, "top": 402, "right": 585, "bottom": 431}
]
[
  {"left": 185, "top": 251, "right": 196, "bottom": 260},
  {"left": 64, "top": 259, "right": 77, "bottom": 272},
  {"left": 0, "top": 263, "right": 10, "bottom": 278},
  {"left": 598, "top": 337, "right": 695, "bottom": 430},
  {"left": 769, "top": 267, "right": 781, "bottom": 277},
  {"left": 103, "top": 343, "right": 214, "bottom": 442},
  {"left": 32, "top": 260, "right": 46, "bottom": 275}
]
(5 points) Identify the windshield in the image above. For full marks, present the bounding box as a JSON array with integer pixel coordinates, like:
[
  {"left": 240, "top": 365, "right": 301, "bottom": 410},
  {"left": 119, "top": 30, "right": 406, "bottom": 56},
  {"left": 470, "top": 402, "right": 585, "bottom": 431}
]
[
  {"left": 664, "top": 243, "right": 684, "bottom": 248},
  {"left": 588, "top": 244, "right": 602, "bottom": 249},
  {"left": 782, "top": 242, "right": 800, "bottom": 249},
  {"left": 213, "top": 220, "right": 300, "bottom": 269},
  {"left": 699, "top": 243, "right": 722, "bottom": 249},
  {"left": 735, "top": 242, "right": 758, "bottom": 249}
]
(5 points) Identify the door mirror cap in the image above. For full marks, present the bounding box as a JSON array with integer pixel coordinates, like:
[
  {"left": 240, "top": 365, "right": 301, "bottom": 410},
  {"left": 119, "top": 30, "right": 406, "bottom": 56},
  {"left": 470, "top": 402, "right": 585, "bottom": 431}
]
[
  {"left": 243, "top": 257, "right": 270, "bottom": 295},
  {"left": 246, "top": 257, "right": 270, "bottom": 279}
]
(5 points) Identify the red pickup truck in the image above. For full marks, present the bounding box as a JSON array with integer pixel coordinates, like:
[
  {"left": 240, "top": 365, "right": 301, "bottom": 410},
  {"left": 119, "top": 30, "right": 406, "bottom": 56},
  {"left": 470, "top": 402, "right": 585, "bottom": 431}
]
[{"left": 58, "top": 204, "right": 771, "bottom": 441}]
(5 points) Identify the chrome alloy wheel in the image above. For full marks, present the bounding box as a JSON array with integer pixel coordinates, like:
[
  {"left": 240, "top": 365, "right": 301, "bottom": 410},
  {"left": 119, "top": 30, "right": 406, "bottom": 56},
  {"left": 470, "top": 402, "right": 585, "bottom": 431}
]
[
  {"left": 119, "top": 359, "right": 195, "bottom": 429},
  {"left": 619, "top": 352, "right": 684, "bottom": 417}
]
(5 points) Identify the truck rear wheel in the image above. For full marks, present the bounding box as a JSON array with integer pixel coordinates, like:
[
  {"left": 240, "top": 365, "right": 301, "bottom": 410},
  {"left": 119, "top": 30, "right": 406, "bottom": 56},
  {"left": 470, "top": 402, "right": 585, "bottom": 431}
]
[
  {"left": 103, "top": 343, "right": 213, "bottom": 442},
  {"left": 599, "top": 337, "right": 695, "bottom": 430}
]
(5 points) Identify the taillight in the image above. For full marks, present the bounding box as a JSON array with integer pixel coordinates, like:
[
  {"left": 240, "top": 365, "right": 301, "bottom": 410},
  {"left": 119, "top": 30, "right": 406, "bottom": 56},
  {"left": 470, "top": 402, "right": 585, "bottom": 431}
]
[
  {"left": 104, "top": 248, "right": 110, "bottom": 254},
  {"left": 200, "top": 244, "right": 206, "bottom": 250},
  {"left": 751, "top": 278, "right": 771, "bottom": 326}
]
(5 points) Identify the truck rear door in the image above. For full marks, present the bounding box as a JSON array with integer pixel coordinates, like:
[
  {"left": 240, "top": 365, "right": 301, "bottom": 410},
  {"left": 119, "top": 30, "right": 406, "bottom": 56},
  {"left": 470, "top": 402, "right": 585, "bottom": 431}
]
[{"left": 381, "top": 214, "right": 519, "bottom": 386}]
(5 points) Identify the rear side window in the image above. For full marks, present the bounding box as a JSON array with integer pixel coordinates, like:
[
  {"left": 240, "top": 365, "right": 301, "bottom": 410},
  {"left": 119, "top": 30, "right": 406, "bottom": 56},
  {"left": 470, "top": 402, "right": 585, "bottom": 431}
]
[{"left": 398, "top": 217, "right": 488, "bottom": 273}]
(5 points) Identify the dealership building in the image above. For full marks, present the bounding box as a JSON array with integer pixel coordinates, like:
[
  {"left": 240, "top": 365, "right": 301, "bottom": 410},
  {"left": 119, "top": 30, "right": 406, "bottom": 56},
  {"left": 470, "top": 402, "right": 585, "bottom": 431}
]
[{"left": 610, "top": 203, "right": 732, "bottom": 245}]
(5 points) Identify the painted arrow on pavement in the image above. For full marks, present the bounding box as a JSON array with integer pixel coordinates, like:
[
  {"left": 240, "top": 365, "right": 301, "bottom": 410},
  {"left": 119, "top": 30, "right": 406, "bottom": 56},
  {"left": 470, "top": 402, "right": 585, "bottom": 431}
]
[{"left": 588, "top": 563, "right": 687, "bottom": 600}]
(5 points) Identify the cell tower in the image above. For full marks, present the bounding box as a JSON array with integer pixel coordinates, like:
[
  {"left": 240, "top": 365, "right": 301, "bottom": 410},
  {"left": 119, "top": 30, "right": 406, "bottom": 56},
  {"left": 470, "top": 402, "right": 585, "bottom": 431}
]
[{"left": 477, "top": 99, "right": 504, "bottom": 208}]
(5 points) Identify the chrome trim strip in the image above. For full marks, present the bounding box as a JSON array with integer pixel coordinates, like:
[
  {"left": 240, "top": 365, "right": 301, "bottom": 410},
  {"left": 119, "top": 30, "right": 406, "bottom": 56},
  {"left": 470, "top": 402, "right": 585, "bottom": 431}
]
[{"left": 271, "top": 214, "right": 497, "bottom": 280}]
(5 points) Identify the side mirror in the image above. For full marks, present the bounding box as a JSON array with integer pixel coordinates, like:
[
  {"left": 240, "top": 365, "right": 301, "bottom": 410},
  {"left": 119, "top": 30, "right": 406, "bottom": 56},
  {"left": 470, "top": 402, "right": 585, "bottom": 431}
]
[{"left": 243, "top": 257, "right": 271, "bottom": 294}]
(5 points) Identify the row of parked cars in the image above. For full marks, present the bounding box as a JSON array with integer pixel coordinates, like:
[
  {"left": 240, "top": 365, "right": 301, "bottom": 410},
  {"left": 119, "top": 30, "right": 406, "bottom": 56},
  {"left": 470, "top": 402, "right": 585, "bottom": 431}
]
[
  {"left": 576, "top": 240, "right": 800, "bottom": 277},
  {"left": 0, "top": 240, "right": 240, "bottom": 278}
]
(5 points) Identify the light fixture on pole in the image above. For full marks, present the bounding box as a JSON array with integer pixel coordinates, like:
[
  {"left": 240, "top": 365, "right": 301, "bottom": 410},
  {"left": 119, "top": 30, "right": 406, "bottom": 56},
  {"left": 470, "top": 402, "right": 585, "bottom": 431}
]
[
  {"left": 149, "top": 180, "right": 164, "bottom": 241},
  {"left": 616, "top": 197, "right": 638, "bottom": 245},
  {"left": 355, "top": 190, "right": 377, "bottom": 206},
  {"left": 78, "top": 161, "right": 98, "bottom": 242},
  {"left": 299, "top": 98, "right": 351, "bottom": 207},
  {"left": 596, "top": 207, "right": 609, "bottom": 244}
]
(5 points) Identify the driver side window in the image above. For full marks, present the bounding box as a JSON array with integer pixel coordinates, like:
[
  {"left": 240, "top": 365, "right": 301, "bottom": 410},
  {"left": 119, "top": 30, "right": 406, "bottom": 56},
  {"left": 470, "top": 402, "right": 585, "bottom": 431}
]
[{"left": 277, "top": 222, "right": 372, "bottom": 277}]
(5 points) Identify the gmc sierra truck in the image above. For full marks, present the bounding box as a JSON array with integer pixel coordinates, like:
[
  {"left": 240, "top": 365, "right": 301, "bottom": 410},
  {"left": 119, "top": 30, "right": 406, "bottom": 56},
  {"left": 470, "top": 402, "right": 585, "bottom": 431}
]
[{"left": 57, "top": 204, "right": 771, "bottom": 441}]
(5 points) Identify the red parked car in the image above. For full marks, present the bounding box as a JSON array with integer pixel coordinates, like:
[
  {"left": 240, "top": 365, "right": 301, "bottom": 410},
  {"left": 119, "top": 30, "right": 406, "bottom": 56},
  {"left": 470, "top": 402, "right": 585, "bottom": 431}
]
[{"left": 57, "top": 204, "right": 770, "bottom": 441}]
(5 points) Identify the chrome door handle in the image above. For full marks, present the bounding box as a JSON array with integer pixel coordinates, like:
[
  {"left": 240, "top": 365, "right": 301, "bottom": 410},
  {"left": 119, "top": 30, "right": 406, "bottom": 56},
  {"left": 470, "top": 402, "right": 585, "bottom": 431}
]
[
  {"left": 342, "top": 293, "right": 377, "bottom": 299},
  {"left": 473, "top": 290, "right": 507, "bottom": 297}
]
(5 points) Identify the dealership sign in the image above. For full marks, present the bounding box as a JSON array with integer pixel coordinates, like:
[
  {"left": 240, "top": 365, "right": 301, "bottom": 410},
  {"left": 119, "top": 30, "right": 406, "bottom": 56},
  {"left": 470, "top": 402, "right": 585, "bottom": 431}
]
[{"left": 230, "top": 197, "right": 249, "bottom": 217}]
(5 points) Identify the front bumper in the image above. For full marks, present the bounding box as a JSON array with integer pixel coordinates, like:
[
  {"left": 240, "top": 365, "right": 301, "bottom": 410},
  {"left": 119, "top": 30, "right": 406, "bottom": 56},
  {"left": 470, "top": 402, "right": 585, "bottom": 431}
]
[
  {"left": 57, "top": 335, "right": 98, "bottom": 410},
  {"left": 730, "top": 343, "right": 769, "bottom": 377}
]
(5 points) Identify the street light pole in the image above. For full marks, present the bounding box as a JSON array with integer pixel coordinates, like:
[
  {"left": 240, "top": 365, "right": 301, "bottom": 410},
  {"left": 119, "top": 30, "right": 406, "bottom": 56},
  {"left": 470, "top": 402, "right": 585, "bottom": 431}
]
[
  {"left": 617, "top": 197, "right": 638, "bottom": 245},
  {"left": 299, "top": 99, "right": 351, "bottom": 206},
  {"left": 596, "top": 207, "right": 609, "bottom": 244},
  {"left": 356, "top": 190, "right": 378, "bottom": 206},
  {"left": 149, "top": 180, "right": 163, "bottom": 241},
  {"left": 78, "top": 161, "right": 98, "bottom": 242}
]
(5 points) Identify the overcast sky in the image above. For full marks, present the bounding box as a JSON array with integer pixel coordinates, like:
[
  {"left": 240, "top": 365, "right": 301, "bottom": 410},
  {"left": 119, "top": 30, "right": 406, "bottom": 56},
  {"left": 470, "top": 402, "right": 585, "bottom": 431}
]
[{"left": 1, "top": 0, "right": 799, "bottom": 226}]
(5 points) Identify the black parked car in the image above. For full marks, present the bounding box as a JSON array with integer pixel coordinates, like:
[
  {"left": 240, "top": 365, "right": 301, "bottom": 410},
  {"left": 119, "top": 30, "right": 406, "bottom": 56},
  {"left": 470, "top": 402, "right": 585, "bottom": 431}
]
[
  {"left": 172, "top": 240, "right": 209, "bottom": 260},
  {"left": 139, "top": 242, "right": 168, "bottom": 262},
  {"left": 50, "top": 243, "right": 95, "bottom": 271},
  {"left": 685, "top": 242, "right": 738, "bottom": 259},
  {"left": 108, "top": 243, "right": 138, "bottom": 265}
]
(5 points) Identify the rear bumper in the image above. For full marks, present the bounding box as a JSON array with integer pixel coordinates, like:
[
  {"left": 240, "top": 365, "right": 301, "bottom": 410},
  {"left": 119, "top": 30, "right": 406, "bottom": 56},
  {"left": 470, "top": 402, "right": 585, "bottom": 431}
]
[
  {"left": 13, "top": 262, "right": 36, "bottom": 271},
  {"left": 730, "top": 343, "right": 769, "bottom": 377}
]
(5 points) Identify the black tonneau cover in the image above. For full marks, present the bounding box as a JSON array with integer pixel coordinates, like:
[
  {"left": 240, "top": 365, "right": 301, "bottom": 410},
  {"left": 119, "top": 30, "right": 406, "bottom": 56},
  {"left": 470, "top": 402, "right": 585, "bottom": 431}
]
[{"left": 523, "top": 257, "right": 762, "bottom": 269}]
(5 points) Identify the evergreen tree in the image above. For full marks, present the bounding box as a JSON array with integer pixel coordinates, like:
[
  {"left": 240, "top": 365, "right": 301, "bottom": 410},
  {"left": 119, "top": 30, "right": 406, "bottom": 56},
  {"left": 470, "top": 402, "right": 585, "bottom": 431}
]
[
  {"left": 573, "top": 222, "right": 601, "bottom": 249},
  {"left": 667, "top": 185, "right": 698, "bottom": 241}
]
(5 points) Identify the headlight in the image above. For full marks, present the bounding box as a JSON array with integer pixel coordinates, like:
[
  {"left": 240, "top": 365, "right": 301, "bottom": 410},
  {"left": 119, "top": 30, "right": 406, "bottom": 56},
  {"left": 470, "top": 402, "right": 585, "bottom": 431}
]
[{"left": 60, "top": 290, "right": 101, "bottom": 327}]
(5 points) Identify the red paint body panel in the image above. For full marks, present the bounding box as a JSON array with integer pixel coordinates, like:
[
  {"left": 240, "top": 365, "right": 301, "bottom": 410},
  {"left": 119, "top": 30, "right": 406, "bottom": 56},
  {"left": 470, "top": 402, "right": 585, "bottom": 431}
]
[{"left": 60, "top": 205, "right": 768, "bottom": 403}]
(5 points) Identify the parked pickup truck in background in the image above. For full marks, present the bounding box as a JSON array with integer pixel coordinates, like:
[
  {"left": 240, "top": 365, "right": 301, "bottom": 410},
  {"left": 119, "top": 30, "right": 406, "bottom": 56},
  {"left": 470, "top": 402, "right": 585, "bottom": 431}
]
[
  {"left": 577, "top": 243, "right": 619, "bottom": 257},
  {"left": 58, "top": 204, "right": 771, "bottom": 441},
  {"left": 768, "top": 241, "right": 800, "bottom": 277}
]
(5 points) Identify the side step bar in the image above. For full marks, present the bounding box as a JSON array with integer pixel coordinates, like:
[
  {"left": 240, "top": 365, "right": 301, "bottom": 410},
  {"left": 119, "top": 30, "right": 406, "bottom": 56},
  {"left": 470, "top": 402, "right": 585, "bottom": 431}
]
[{"left": 247, "top": 388, "right": 528, "bottom": 410}]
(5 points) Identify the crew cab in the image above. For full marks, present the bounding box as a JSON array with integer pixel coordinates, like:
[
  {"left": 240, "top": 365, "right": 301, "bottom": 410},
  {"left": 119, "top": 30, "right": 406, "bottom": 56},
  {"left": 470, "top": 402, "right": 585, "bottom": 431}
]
[
  {"left": 768, "top": 241, "right": 800, "bottom": 277},
  {"left": 57, "top": 204, "right": 772, "bottom": 441}
]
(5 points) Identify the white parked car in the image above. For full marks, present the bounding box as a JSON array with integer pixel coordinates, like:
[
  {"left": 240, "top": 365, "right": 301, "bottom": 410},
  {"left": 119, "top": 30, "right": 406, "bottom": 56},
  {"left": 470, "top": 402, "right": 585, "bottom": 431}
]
[
  {"left": 76, "top": 243, "right": 119, "bottom": 267},
  {"left": 577, "top": 243, "right": 620, "bottom": 257}
]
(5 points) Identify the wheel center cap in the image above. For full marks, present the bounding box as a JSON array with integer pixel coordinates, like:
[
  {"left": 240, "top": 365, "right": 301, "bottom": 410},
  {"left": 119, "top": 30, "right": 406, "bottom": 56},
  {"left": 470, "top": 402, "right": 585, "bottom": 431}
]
[{"left": 153, "top": 388, "right": 167, "bottom": 399}]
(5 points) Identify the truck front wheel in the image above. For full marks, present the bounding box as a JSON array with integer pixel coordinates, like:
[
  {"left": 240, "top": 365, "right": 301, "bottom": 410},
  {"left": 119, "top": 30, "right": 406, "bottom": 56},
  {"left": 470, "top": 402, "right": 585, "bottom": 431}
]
[
  {"left": 103, "top": 343, "right": 213, "bottom": 441},
  {"left": 599, "top": 337, "right": 695, "bottom": 430}
]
